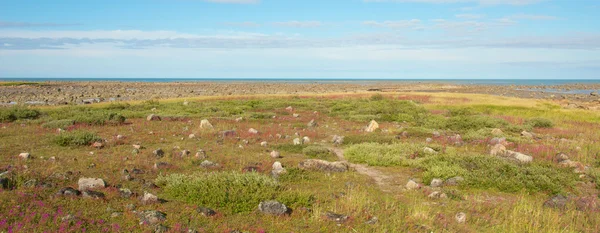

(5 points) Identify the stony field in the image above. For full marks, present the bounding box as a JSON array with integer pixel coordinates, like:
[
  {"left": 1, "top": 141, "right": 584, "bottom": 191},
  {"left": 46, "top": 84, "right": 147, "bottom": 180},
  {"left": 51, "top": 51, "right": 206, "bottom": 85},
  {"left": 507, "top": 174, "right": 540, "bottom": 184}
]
[{"left": 1, "top": 92, "right": 600, "bottom": 232}]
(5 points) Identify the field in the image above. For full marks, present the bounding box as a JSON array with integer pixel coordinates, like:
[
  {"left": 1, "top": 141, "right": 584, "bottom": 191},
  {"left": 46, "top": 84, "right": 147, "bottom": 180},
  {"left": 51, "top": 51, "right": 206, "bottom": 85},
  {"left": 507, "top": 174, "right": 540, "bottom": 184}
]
[{"left": 1, "top": 92, "right": 600, "bottom": 232}]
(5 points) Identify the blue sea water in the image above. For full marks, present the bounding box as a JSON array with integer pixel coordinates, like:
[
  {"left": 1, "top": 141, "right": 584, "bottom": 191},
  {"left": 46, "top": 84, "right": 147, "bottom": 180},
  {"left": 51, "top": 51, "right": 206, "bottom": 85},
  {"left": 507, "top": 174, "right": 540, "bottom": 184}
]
[{"left": 1, "top": 78, "right": 600, "bottom": 86}]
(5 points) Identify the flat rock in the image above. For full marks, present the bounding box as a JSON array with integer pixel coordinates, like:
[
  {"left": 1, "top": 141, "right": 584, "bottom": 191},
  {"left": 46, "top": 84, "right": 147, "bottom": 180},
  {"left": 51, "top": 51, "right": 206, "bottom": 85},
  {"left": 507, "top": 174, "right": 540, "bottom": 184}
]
[
  {"left": 258, "top": 200, "right": 288, "bottom": 215},
  {"left": 77, "top": 177, "right": 106, "bottom": 191},
  {"left": 299, "top": 159, "right": 349, "bottom": 172}
]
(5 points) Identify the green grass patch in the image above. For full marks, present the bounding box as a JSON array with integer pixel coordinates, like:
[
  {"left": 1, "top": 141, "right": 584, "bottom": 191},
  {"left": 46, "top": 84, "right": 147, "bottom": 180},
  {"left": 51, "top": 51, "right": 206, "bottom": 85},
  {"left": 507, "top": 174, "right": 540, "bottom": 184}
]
[
  {"left": 41, "top": 119, "right": 75, "bottom": 129},
  {"left": 156, "top": 172, "right": 312, "bottom": 213},
  {"left": 0, "top": 106, "right": 41, "bottom": 122},
  {"left": 525, "top": 117, "right": 554, "bottom": 128},
  {"left": 343, "top": 134, "right": 398, "bottom": 145},
  {"left": 53, "top": 131, "right": 102, "bottom": 147},
  {"left": 0, "top": 82, "right": 42, "bottom": 86},
  {"left": 344, "top": 142, "right": 430, "bottom": 166},
  {"left": 273, "top": 144, "right": 307, "bottom": 154},
  {"left": 302, "top": 145, "right": 334, "bottom": 159}
]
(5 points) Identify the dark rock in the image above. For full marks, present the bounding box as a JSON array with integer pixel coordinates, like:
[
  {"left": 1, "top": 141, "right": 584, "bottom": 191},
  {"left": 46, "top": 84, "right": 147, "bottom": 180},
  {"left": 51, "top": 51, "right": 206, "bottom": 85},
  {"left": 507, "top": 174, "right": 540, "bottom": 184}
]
[
  {"left": 258, "top": 200, "right": 288, "bottom": 215},
  {"left": 132, "top": 168, "right": 145, "bottom": 174},
  {"left": 119, "top": 188, "right": 133, "bottom": 198},
  {"left": 221, "top": 130, "right": 237, "bottom": 137},
  {"left": 196, "top": 207, "right": 216, "bottom": 216},
  {"left": 325, "top": 211, "right": 349, "bottom": 223},
  {"left": 56, "top": 187, "right": 81, "bottom": 196},
  {"left": 153, "top": 149, "right": 165, "bottom": 158},
  {"left": 139, "top": 210, "right": 167, "bottom": 225},
  {"left": 0, "top": 177, "right": 10, "bottom": 189},
  {"left": 82, "top": 190, "right": 105, "bottom": 199},
  {"left": 543, "top": 195, "right": 568, "bottom": 209}
]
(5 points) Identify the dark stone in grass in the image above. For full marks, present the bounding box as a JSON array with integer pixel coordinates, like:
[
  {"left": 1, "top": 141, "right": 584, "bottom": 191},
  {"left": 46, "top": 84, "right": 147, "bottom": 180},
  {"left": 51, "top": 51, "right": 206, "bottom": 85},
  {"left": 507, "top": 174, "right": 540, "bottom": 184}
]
[
  {"left": 325, "top": 211, "right": 349, "bottom": 223},
  {"left": 575, "top": 196, "right": 598, "bottom": 211},
  {"left": 242, "top": 166, "right": 261, "bottom": 173},
  {"left": 82, "top": 190, "right": 105, "bottom": 199},
  {"left": 153, "top": 149, "right": 165, "bottom": 158},
  {"left": 142, "top": 180, "right": 159, "bottom": 189},
  {"left": 543, "top": 195, "right": 568, "bottom": 209},
  {"left": 119, "top": 188, "right": 134, "bottom": 198},
  {"left": 154, "top": 224, "right": 169, "bottom": 233},
  {"left": 221, "top": 130, "right": 237, "bottom": 137},
  {"left": 132, "top": 168, "right": 145, "bottom": 174},
  {"left": 196, "top": 207, "right": 216, "bottom": 216},
  {"left": 138, "top": 210, "right": 167, "bottom": 225},
  {"left": 0, "top": 177, "right": 11, "bottom": 190},
  {"left": 56, "top": 187, "right": 81, "bottom": 196},
  {"left": 258, "top": 200, "right": 288, "bottom": 215},
  {"left": 444, "top": 176, "right": 464, "bottom": 186}
]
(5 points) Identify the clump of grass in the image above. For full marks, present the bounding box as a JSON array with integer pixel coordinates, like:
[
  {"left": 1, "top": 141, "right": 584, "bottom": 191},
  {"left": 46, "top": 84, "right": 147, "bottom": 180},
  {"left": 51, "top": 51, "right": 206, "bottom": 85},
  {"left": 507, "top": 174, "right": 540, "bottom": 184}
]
[
  {"left": 525, "top": 117, "right": 554, "bottom": 128},
  {"left": 0, "top": 106, "right": 41, "bottom": 122},
  {"left": 53, "top": 131, "right": 103, "bottom": 147},
  {"left": 273, "top": 144, "right": 307, "bottom": 154},
  {"left": 370, "top": 93, "right": 384, "bottom": 101},
  {"left": 329, "top": 99, "right": 428, "bottom": 124},
  {"left": 0, "top": 82, "right": 41, "bottom": 86},
  {"left": 156, "top": 172, "right": 312, "bottom": 213},
  {"left": 445, "top": 115, "right": 508, "bottom": 132},
  {"left": 343, "top": 134, "right": 398, "bottom": 145},
  {"left": 249, "top": 112, "right": 275, "bottom": 119},
  {"left": 344, "top": 142, "right": 430, "bottom": 166},
  {"left": 302, "top": 145, "right": 334, "bottom": 159},
  {"left": 447, "top": 107, "right": 477, "bottom": 117},
  {"left": 41, "top": 119, "right": 75, "bottom": 129},
  {"left": 46, "top": 107, "right": 126, "bottom": 125},
  {"left": 416, "top": 154, "right": 577, "bottom": 194}
]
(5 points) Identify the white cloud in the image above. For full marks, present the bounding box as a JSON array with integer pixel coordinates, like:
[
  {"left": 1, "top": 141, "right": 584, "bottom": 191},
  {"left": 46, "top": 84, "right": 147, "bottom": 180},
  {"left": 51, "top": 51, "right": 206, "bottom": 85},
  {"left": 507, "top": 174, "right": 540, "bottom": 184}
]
[
  {"left": 222, "top": 22, "right": 261, "bottom": 27},
  {"left": 503, "top": 14, "right": 559, "bottom": 21},
  {"left": 272, "top": 21, "right": 322, "bottom": 28},
  {"left": 455, "top": 14, "right": 485, "bottom": 19},
  {"left": 362, "top": 19, "right": 422, "bottom": 29}
]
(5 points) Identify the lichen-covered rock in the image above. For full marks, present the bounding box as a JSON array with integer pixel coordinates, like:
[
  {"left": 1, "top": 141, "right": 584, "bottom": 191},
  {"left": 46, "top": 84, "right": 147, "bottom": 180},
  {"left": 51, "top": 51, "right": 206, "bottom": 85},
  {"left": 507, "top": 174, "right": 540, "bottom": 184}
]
[
  {"left": 77, "top": 177, "right": 106, "bottom": 191},
  {"left": 299, "top": 159, "right": 349, "bottom": 172},
  {"left": 258, "top": 200, "right": 288, "bottom": 215},
  {"left": 365, "top": 120, "right": 379, "bottom": 132},
  {"left": 200, "top": 119, "right": 213, "bottom": 129},
  {"left": 138, "top": 210, "right": 166, "bottom": 225}
]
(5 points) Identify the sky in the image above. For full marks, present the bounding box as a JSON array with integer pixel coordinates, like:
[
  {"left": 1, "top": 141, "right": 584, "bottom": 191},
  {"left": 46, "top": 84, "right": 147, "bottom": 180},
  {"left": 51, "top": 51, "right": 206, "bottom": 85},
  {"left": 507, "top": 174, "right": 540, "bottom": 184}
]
[{"left": 0, "top": 0, "right": 599, "bottom": 79}]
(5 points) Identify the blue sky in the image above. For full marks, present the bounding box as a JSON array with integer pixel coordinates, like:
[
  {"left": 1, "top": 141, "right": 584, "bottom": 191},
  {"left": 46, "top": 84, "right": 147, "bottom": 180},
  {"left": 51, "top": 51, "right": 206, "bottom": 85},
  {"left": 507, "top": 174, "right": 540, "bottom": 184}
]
[{"left": 0, "top": 0, "right": 598, "bottom": 79}]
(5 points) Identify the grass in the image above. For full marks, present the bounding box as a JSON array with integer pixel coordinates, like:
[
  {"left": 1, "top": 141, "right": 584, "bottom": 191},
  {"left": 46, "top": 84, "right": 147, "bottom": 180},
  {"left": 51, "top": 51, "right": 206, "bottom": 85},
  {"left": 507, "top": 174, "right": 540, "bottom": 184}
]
[
  {"left": 53, "top": 130, "right": 103, "bottom": 147},
  {"left": 0, "top": 106, "right": 41, "bottom": 122},
  {"left": 302, "top": 145, "right": 334, "bottom": 160},
  {"left": 344, "top": 142, "right": 433, "bottom": 166}
]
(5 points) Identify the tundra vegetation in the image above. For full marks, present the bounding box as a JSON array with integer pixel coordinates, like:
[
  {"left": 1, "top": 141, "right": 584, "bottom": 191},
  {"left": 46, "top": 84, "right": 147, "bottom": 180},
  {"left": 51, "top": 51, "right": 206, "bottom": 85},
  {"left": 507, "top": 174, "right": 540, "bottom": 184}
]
[{"left": 1, "top": 92, "right": 600, "bottom": 232}]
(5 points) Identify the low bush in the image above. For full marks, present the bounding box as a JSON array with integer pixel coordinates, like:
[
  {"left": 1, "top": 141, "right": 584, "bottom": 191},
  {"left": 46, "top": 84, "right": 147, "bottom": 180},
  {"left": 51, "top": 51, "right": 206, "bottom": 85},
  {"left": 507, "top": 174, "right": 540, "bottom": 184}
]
[
  {"left": 344, "top": 142, "right": 430, "bottom": 166},
  {"left": 343, "top": 134, "right": 398, "bottom": 145},
  {"left": 302, "top": 145, "right": 333, "bottom": 159},
  {"left": 0, "top": 106, "right": 41, "bottom": 122},
  {"left": 53, "top": 131, "right": 102, "bottom": 147},
  {"left": 273, "top": 144, "right": 307, "bottom": 154},
  {"left": 156, "top": 172, "right": 312, "bottom": 213},
  {"left": 445, "top": 115, "right": 508, "bottom": 132},
  {"left": 370, "top": 93, "right": 384, "bottom": 101},
  {"left": 525, "top": 117, "right": 554, "bottom": 128},
  {"left": 447, "top": 107, "right": 477, "bottom": 117},
  {"left": 41, "top": 119, "right": 75, "bottom": 129}
]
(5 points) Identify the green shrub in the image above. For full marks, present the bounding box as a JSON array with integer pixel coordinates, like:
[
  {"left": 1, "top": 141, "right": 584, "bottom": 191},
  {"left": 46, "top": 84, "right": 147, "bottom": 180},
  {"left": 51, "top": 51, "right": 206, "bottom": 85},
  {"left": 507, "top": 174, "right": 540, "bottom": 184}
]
[
  {"left": 447, "top": 107, "right": 477, "bottom": 117},
  {"left": 416, "top": 154, "right": 577, "bottom": 194},
  {"left": 330, "top": 99, "right": 428, "bottom": 123},
  {"left": 273, "top": 144, "right": 307, "bottom": 154},
  {"left": 156, "top": 172, "right": 312, "bottom": 213},
  {"left": 525, "top": 117, "right": 554, "bottom": 128},
  {"left": 445, "top": 115, "right": 508, "bottom": 132},
  {"left": 370, "top": 93, "right": 384, "bottom": 101},
  {"left": 104, "top": 102, "right": 131, "bottom": 110},
  {"left": 302, "top": 145, "right": 334, "bottom": 159},
  {"left": 41, "top": 119, "right": 75, "bottom": 129},
  {"left": 0, "top": 106, "right": 41, "bottom": 122},
  {"left": 343, "top": 134, "right": 398, "bottom": 145},
  {"left": 344, "top": 142, "right": 430, "bottom": 166},
  {"left": 249, "top": 112, "right": 275, "bottom": 119},
  {"left": 54, "top": 131, "right": 102, "bottom": 147}
]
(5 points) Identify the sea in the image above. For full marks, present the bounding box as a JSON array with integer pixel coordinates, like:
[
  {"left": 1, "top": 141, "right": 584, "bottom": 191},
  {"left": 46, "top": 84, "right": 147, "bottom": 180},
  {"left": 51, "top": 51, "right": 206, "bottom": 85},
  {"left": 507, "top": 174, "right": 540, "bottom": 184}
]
[{"left": 1, "top": 78, "right": 600, "bottom": 86}]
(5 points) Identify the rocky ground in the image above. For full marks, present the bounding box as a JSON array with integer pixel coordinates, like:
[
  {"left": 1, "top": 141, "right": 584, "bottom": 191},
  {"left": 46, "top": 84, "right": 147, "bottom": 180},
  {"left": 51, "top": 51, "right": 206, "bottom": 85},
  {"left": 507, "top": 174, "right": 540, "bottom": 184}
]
[{"left": 1, "top": 81, "right": 599, "bottom": 106}]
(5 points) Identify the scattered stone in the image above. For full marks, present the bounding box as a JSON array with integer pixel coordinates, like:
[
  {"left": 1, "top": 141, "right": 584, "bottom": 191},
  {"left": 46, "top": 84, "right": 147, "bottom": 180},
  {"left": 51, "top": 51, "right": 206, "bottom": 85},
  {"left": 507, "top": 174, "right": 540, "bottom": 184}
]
[
  {"left": 430, "top": 178, "right": 443, "bottom": 188},
  {"left": 521, "top": 131, "right": 534, "bottom": 139},
  {"left": 200, "top": 119, "right": 213, "bottom": 130},
  {"left": 332, "top": 135, "right": 344, "bottom": 145},
  {"left": 139, "top": 210, "right": 167, "bottom": 225},
  {"left": 423, "top": 147, "right": 437, "bottom": 154},
  {"left": 285, "top": 106, "right": 293, "bottom": 111},
  {"left": 432, "top": 131, "right": 441, "bottom": 138},
  {"left": 77, "top": 177, "right": 106, "bottom": 190},
  {"left": 428, "top": 191, "right": 447, "bottom": 199},
  {"left": 293, "top": 138, "right": 302, "bottom": 145},
  {"left": 133, "top": 144, "right": 142, "bottom": 150},
  {"left": 293, "top": 113, "right": 300, "bottom": 118},
  {"left": 111, "top": 212, "right": 122, "bottom": 218},
  {"left": 235, "top": 117, "right": 243, "bottom": 122},
  {"left": 489, "top": 137, "right": 507, "bottom": 145},
  {"left": 491, "top": 128, "right": 503, "bottom": 135},
  {"left": 222, "top": 130, "right": 236, "bottom": 137},
  {"left": 119, "top": 188, "right": 133, "bottom": 198},
  {"left": 490, "top": 144, "right": 507, "bottom": 157},
  {"left": 425, "top": 138, "right": 433, "bottom": 143},
  {"left": 455, "top": 212, "right": 466, "bottom": 224},
  {"left": 258, "top": 200, "right": 288, "bottom": 215},
  {"left": 302, "top": 136, "right": 310, "bottom": 144},
  {"left": 555, "top": 152, "right": 570, "bottom": 163},
  {"left": 200, "top": 160, "right": 218, "bottom": 168},
  {"left": 506, "top": 151, "right": 533, "bottom": 164},
  {"left": 142, "top": 192, "right": 159, "bottom": 204},
  {"left": 270, "top": 150, "right": 281, "bottom": 158},
  {"left": 153, "top": 162, "right": 169, "bottom": 170},
  {"left": 260, "top": 141, "right": 268, "bottom": 147},
  {"left": 195, "top": 150, "right": 206, "bottom": 159},
  {"left": 18, "top": 152, "right": 31, "bottom": 159},
  {"left": 180, "top": 150, "right": 190, "bottom": 157},
  {"left": 116, "top": 134, "right": 125, "bottom": 140},
  {"left": 325, "top": 212, "right": 349, "bottom": 223},
  {"left": 197, "top": 207, "right": 216, "bottom": 216},
  {"left": 188, "top": 134, "right": 196, "bottom": 139},
  {"left": 307, "top": 119, "right": 318, "bottom": 127},
  {"left": 56, "top": 187, "right": 81, "bottom": 196},
  {"left": 299, "top": 159, "right": 349, "bottom": 172},
  {"left": 405, "top": 180, "right": 420, "bottom": 190},
  {"left": 543, "top": 194, "right": 568, "bottom": 209},
  {"left": 444, "top": 176, "right": 464, "bottom": 186},
  {"left": 365, "top": 216, "right": 378, "bottom": 225},
  {"left": 248, "top": 128, "right": 259, "bottom": 134},
  {"left": 271, "top": 161, "right": 287, "bottom": 178},
  {"left": 147, "top": 114, "right": 161, "bottom": 121},
  {"left": 82, "top": 190, "right": 105, "bottom": 199},
  {"left": 153, "top": 149, "right": 165, "bottom": 158},
  {"left": 365, "top": 120, "right": 379, "bottom": 132}
]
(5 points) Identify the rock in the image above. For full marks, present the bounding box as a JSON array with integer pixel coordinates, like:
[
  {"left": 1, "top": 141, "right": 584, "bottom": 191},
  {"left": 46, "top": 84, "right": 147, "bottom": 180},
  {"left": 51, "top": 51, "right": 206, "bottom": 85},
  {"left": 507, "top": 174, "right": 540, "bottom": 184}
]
[
  {"left": 559, "top": 159, "right": 585, "bottom": 172},
  {"left": 56, "top": 187, "right": 81, "bottom": 196},
  {"left": 575, "top": 196, "right": 598, "bottom": 211},
  {"left": 444, "top": 176, "right": 464, "bottom": 186},
  {"left": 293, "top": 138, "right": 302, "bottom": 145},
  {"left": 270, "top": 150, "right": 281, "bottom": 158},
  {"left": 591, "top": 92, "right": 598, "bottom": 96},
  {"left": 449, "top": 134, "right": 463, "bottom": 145},
  {"left": 325, "top": 212, "right": 349, "bottom": 223},
  {"left": 0, "top": 177, "right": 11, "bottom": 190},
  {"left": 428, "top": 191, "right": 447, "bottom": 199},
  {"left": 521, "top": 131, "right": 534, "bottom": 139},
  {"left": 221, "top": 130, "right": 236, "bottom": 137},
  {"left": 180, "top": 150, "right": 190, "bottom": 157},
  {"left": 491, "top": 128, "right": 503, "bottom": 135},
  {"left": 365, "top": 120, "right": 379, "bottom": 132},
  {"left": 365, "top": 216, "right": 378, "bottom": 224},
  {"left": 153, "top": 162, "right": 169, "bottom": 170},
  {"left": 133, "top": 144, "right": 142, "bottom": 150},
  {"left": 153, "top": 149, "right": 165, "bottom": 158},
  {"left": 111, "top": 212, "right": 122, "bottom": 218},
  {"left": 119, "top": 188, "right": 133, "bottom": 198},
  {"left": 195, "top": 150, "right": 206, "bottom": 159},
  {"left": 235, "top": 117, "right": 243, "bottom": 122},
  {"left": 307, "top": 119, "right": 318, "bottom": 127},
  {"left": 258, "top": 200, "right": 288, "bottom": 215},
  {"left": 555, "top": 153, "right": 569, "bottom": 163},
  {"left": 116, "top": 135, "right": 125, "bottom": 140},
  {"left": 271, "top": 161, "right": 287, "bottom": 179},
  {"left": 142, "top": 192, "right": 159, "bottom": 204},
  {"left": 430, "top": 178, "right": 443, "bottom": 188},
  {"left": 183, "top": 100, "right": 189, "bottom": 106},
  {"left": 78, "top": 177, "right": 106, "bottom": 190},
  {"left": 248, "top": 128, "right": 258, "bottom": 134},
  {"left": 302, "top": 136, "right": 310, "bottom": 144},
  {"left": 147, "top": 114, "right": 161, "bottom": 121},
  {"left": 432, "top": 131, "right": 441, "bottom": 138},
  {"left": 188, "top": 134, "right": 196, "bottom": 139},
  {"left": 285, "top": 106, "right": 293, "bottom": 111},
  {"left": 260, "top": 141, "right": 268, "bottom": 147},
  {"left": 490, "top": 144, "right": 507, "bottom": 157},
  {"left": 405, "top": 180, "right": 420, "bottom": 190},
  {"left": 293, "top": 113, "right": 300, "bottom": 118},
  {"left": 200, "top": 119, "right": 213, "bottom": 129},
  {"left": 18, "top": 152, "right": 31, "bottom": 159},
  {"left": 506, "top": 151, "right": 533, "bottom": 164},
  {"left": 196, "top": 207, "right": 216, "bottom": 216},
  {"left": 82, "top": 190, "right": 105, "bottom": 199},
  {"left": 332, "top": 135, "right": 344, "bottom": 145},
  {"left": 200, "top": 160, "right": 218, "bottom": 168},
  {"left": 489, "top": 137, "right": 506, "bottom": 145},
  {"left": 423, "top": 147, "right": 437, "bottom": 154},
  {"left": 139, "top": 210, "right": 167, "bottom": 225},
  {"left": 455, "top": 212, "right": 466, "bottom": 223},
  {"left": 544, "top": 195, "right": 568, "bottom": 209},
  {"left": 425, "top": 137, "right": 433, "bottom": 143},
  {"left": 299, "top": 159, "right": 349, "bottom": 172}
]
